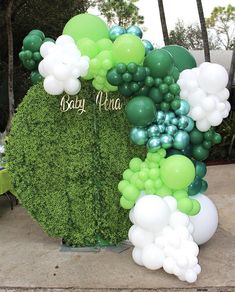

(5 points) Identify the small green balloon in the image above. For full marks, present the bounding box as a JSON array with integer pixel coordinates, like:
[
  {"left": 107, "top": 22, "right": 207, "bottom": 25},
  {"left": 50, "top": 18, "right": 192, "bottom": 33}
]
[
  {"left": 192, "top": 145, "right": 209, "bottom": 161},
  {"left": 200, "top": 179, "right": 208, "bottom": 192},
  {"left": 130, "top": 127, "right": 148, "bottom": 145},
  {"left": 147, "top": 137, "right": 161, "bottom": 152},
  {"left": 188, "top": 199, "right": 201, "bottom": 216},
  {"left": 119, "top": 83, "right": 132, "bottom": 97},
  {"left": 120, "top": 196, "right": 134, "bottom": 209},
  {"left": 163, "top": 92, "right": 174, "bottom": 102},
  {"left": 147, "top": 124, "right": 160, "bottom": 137},
  {"left": 161, "top": 134, "right": 173, "bottom": 149},
  {"left": 184, "top": 117, "right": 194, "bottom": 132},
  {"left": 126, "top": 96, "right": 156, "bottom": 127},
  {"left": 30, "top": 70, "right": 43, "bottom": 84},
  {"left": 127, "top": 62, "right": 138, "bottom": 74},
  {"left": 28, "top": 29, "right": 45, "bottom": 40},
  {"left": 96, "top": 38, "right": 113, "bottom": 52},
  {"left": 175, "top": 100, "right": 190, "bottom": 116},
  {"left": 160, "top": 155, "right": 195, "bottom": 190},
  {"left": 213, "top": 133, "right": 222, "bottom": 144},
  {"left": 177, "top": 198, "right": 193, "bottom": 214},
  {"left": 32, "top": 52, "right": 42, "bottom": 62},
  {"left": 149, "top": 87, "right": 163, "bottom": 103},
  {"left": 190, "top": 129, "right": 204, "bottom": 145},
  {"left": 23, "top": 35, "right": 43, "bottom": 52},
  {"left": 123, "top": 184, "right": 139, "bottom": 201},
  {"left": 132, "top": 66, "right": 146, "bottom": 81},
  {"left": 171, "top": 99, "right": 181, "bottom": 111},
  {"left": 154, "top": 78, "right": 163, "bottom": 87},
  {"left": 43, "top": 37, "right": 55, "bottom": 43},
  {"left": 195, "top": 161, "right": 207, "bottom": 178},
  {"left": 160, "top": 102, "right": 170, "bottom": 112},
  {"left": 159, "top": 83, "right": 169, "bottom": 94},
  {"left": 144, "top": 49, "right": 174, "bottom": 78},
  {"left": 107, "top": 68, "right": 122, "bottom": 86},
  {"left": 171, "top": 66, "right": 180, "bottom": 81},
  {"left": 203, "top": 140, "right": 212, "bottom": 149},
  {"left": 188, "top": 176, "right": 202, "bottom": 196},
  {"left": 129, "top": 158, "right": 143, "bottom": 172},
  {"left": 164, "top": 75, "right": 174, "bottom": 85},
  {"left": 169, "top": 83, "right": 180, "bottom": 95},
  {"left": 77, "top": 38, "right": 98, "bottom": 58},
  {"left": 23, "top": 59, "right": 36, "bottom": 70},
  {"left": 204, "top": 130, "right": 214, "bottom": 141},
  {"left": 116, "top": 63, "right": 127, "bottom": 74},
  {"left": 166, "top": 125, "right": 177, "bottom": 136},
  {"left": 145, "top": 76, "right": 154, "bottom": 87},
  {"left": 118, "top": 180, "right": 129, "bottom": 192},
  {"left": 123, "top": 169, "right": 134, "bottom": 181},
  {"left": 122, "top": 72, "right": 132, "bottom": 82}
]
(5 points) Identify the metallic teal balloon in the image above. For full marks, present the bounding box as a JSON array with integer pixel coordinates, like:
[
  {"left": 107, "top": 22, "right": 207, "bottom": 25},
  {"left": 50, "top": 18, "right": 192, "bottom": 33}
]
[
  {"left": 171, "top": 117, "right": 178, "bottom": 126},
  {"left": 160, "top": 134, "right": 173, "bottom": 149},
  {"left": 195, "top": 161, "right": 207, "bottom": 178},
  {"left": 178, "top": 116, "right": 189, "bottom": 130},
  {"left": 165, "top": 112, "right": 175, "bottom": 126},
  {"left": 147, "top": 124, "right": 160, "bottom": 137},
  {"left": 188, "top": 176, "right": 202, "bottom": 196},
  {"left": 158, "top": 124, "right": 165, "bottom": 133},
  {"left": 109, "top": 26, "right": 126, "bottom": 41},
  {"left": 155, "top": 111, "right": 165, "bottom": 124},
  {"left": 184, "top": 117, "right": 194, "bottom": 132},
  {"left": 127, "top": 25, "right": 143, "bottom": 38},
  {"left": 147, "top": 137, "right": 161, "bottom": 152},
  {"left": 200, "top": 179, "right": 208, "bottom": 192},
  {"left": 142, "top": 39, "right": 154, "bottom": 55},
  {"left": 175, "top": 100, "right": 190, "bottom": 116},
  {"left": 130, "top": 127, "right": 148, "bottom": 145},
  {"left": 166, "top": 125, "right": 177, "bottom": 136},
  {"left": 173, "top": 130, "right": 190, "bottom": 150}
]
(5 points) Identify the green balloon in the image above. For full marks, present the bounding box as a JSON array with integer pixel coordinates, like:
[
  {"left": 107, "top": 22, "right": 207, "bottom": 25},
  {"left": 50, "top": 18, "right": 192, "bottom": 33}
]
[
  {"left": 126, "top": 96, "right": 156, "bottom": 127},
  {"left": 127, "top": 62, "right": 138, "bottom": 74},
  {"left": 30, "top": 70, "right": 43, "bottom": 85},
  {"left": 120, "top": 196, "right": 134, "bottom": 209},
  {"left": 123, "top": 185, "right": 139, "bottom": 201},
  {"left": 213, "top": 133, "right": 222, "bottom": 144},
  {"left": 177, "top": 198, "right": 193, "bottom": 214},
  {"left": 23, "top": 59, "right": 36, "bottom": 70},
  {"left": 188, "top": 199, "right": 200, "bottom": 216},
  {"left": 23, "top": 35, "right": 43, "bottom": 52},
  {"left": 200, "top": 179, "right": 208, "bottom": 193},
  {"left": 96, "top": 38, "right": 113, "bottom": 52},
  {"left": 162, "top": 45, "right": 197, "bottom": 72},
  {"left": 171, "top": 66, "right": 180, "bottom": 81},
  {"left": 63, "top": 13, "right": 109, "bottom": 42},
  {"left": 32, "top": 52, "right": 42, "bottom": 62},
  {"left": 107, "top": 68, "right": 122, "bottom": 86},
  {"left": 192, "top": 145, "right": 209, "bottom": 161},
  {"left": 132, "top": 66, "right": 146, "bottom": 81},
  {"left": 119, "top": 83, "right": 132, "bottom": 97},
  {"left": 112, "top": 34, "right": 145, "bottom": 65},
  {"left": 77, "top": 38, "right": 98, "bottom": 58},
  {"left": 188, "top": 176, "right": 202, "bottom": 196},
  {"left": 143, "top": 49, "right": 174, "bottom": 78},
  {"left": 160, "top": 155, "right": 195, "bottom": 190},
  {"left": 43, "top": 37, "right": 55, "bottom": 43},
  {"left": 190, "top": 128, "right": 204, "bottom": 145},
  {"left": 195, "top": 161, "right": 207, "bottom": 178},
  {"left": 28, "top": 29, "right": 45, "bottom": 40},
  {"left": 149, "top": 87, "right": 163, "bottom": 103}
]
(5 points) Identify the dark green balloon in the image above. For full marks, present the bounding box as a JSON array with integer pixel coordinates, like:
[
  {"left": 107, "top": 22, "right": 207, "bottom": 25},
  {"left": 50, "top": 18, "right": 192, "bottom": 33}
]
[
  {"left": 171, "top": 99, "right": 181, "bottom": 111},
  {"left": 163, "top": 92, "right": 174, "bottom": 102},
  {"left": 116, "top": 63, "right": 127, "bottom": 74},
  {"left": 149, "top": 87, "right": 163, "bottom": 103},
  {"left": 127, "top": 62, "right": 138, "bottom": 74},
  {"left": 202, "top": 140, "right": 212, "bottom": 150},
  {"left": 181, "top": 144, "right": 192, "bottom": 158},
  {"left": 171, "top": 66, "right": 180, "bottom": 81},
  {"left": 195, "top": 161, "right": 207, "bottom": 178},
  {"left": 30, "top": 70, "right": 43, "bottom": 85},
  {"left": 122, "top": 72, "right": 132, "bottom": 82},
  {"left": 213, "top": 133, "right": 222, "bottom": 144},
  {"left": 126, "top": 96, "right": 156, "bottom": 127},
  {"left": 143, "top": 49, "right": 174, "bottom": 78},
  {"left": 164, "top": 75, "right": 174, "bottom": 85},
  {"left": 188, "top": 176, "right": 202, "bottom": 196},
  {"left": 192, "top": 145, "right": 209, "bottom": 161},
  {"left": 107, "top": 69, "right": 122, "bottom": 86},
  {"left": 43, "top": 37, "right": 55, "bottom": 43},
  {"left": 145, "top": 76, "right": 154, "bottom": 87},
  {"left": 154, "top": 78, "right": 163, "bottom": 87},
  {"left": 23, "top": 35, "right": 43, "bottom": 52},
  {"left": 28, "top": 29, "right": 45, "bottom": 40},
  {"left": 204, "top": 130, "right": 214, "bottom": 141},
  {"left": 190, "top": 129, "right": 204, "bottom": 145},
  {"left": 119, "top": 83, "right": 132, "bottom": 97},
  {"left": 33, "top": 52, "right": 42, "bottom": 62},
  {"left": 162, "top": 45, "right": 197, "bottom": 72},
  {"left": 130, "top": 82, "right": 140, "bottom": 92},
  {"left": 136, "top": 86, "right": 149, "bottom": 96},
  {"left": 23, "top": 59, "right": 36, "bottom": 70},
  {"left": 160, "top": 102, "right": 170, "bottom": 112},
  {"left": 159, "top": 83, "right": 169, "bottom": 94},
  {"left": 169, "top": 83, "right": 180, "bottom": 95},
  {"left": 200, "top": 179, "right": 208, "bottom": 192},
  {"left": 132, "top": 66, "right": 146, "bottom": 81}
]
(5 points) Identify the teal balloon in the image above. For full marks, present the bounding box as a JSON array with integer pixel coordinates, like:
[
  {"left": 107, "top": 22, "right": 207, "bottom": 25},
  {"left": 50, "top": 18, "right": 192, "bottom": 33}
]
[
  {"left": 154, "top": 111, "right": 165, "bottom": 124},
  {"left": 184, "top": 117, "right": 194, "bottom": 132},
  {"left": 175, "top": 100, "right": 190, "bottom": 116},
  {"left": 161, "top": 134, "right": 173, "bottom": 149},
  {"left": 162, "top": 45, "right": 197, "bottom": 72},
  {"left": 158, "top": 124, "right": 165, "bottom": 133},
  {"left": 167, "top": 149, "right": 182, "bottom": 157},
  {"left": 164, "top": 112, "right": 175, "bottom": 126},
  {"left": 126, "top": 96, "right": 156, "bottom": 127},
  {"left": 109, "top": 26, "right": 126, "bottom": 41},
  {"left": 147, "top": 124, "right": 160, "bottom": 137},
  {"left": 173, "top": 130, "right": 190, "bottom": 150},
  {"left": 188, "top": 176, "right": 202, "bottom": 196},
  {"left": 178, "top": 116, "right": 189, "bottom": 130},
  {"left": 142, "top": 39, "right": 154, "bottom": 55},
  {"left": 127, "top": 25, "right": 143, "bottom": 38},
  {"left": 181, "top": 144, "right": 192, "bottom": 158},
  {"left": 171, "top": 117, "right": 178, "bottom": 126},
  {"left": 130, "top": 127, "right": 148, "bottom": 145},
  {"left": 200, "top": 179, "right": 208, "bottom": 192},
  {"left": 147, "top": 137, "right": 161, "bottom": 152},
  {"left": 195, "top": 161, "right": 207, "bottom": 178},
  {"left": 166, "top": 125, "right": 177, "bottom": 136}
]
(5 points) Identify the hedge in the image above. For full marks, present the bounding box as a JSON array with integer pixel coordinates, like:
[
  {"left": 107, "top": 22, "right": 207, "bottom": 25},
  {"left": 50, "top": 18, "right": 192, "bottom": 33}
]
[{"left": 6, "top": 81, "right": 145, "bottom": 246}]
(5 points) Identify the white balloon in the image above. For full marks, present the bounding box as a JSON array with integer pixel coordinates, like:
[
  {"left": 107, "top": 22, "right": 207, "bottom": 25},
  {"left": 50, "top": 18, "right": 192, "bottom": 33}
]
[
  {"left": 190, "top": 193, "right": 218, "bottom": 245},
  {"left": 207, "top": 111, "right": 223, "bottom": 126},
  {"left": 169, "top": 211, "right": 189, "bottom": 228},
  {"left": 196, "top": 119, "right": 211, "bottom": 132},
  {"left": 132, "top": 247, "right": 143, "bottom": 266},
  {"left": 190, "top": 106, "right": 205, "bottom": 120},
  {"left": 185, "top": 269, "right": 197, "bottom": 283},
  {"left": 43, "top": 76, "right": 64, "bottom": 95},
  {"left": 163, "top": 196, "right": 177, "bottom": 212},
  {"left": 40, "top": 42, "right": 55, "bottom": 58},
  {"left": 142, "top": 244, "right": 165, "bottom": 270},
  {"left": 56, "top": 35, "right": 74, "bottom": 45},
  {"left": 217, "top": 88, "right": 229, "bottom": 101},
  {"left": 53, "top": 63, "right": 71, "bottom": 81},
  {"left": 129, "top": 226, "right": 154, "bottom": 248},
  {"left": 188, "top": 88, "right": 206, "bottom": 107},
  {"left": 163, "top": 257, "right": 175, "bottom": 274},
  {"left": 181, "top": 241, "right": 199, "bottom": 257},
  {"left": 128, "top": 225, "right": 135, "bottom": 242},
  {"left": 201, "top": 96, "right": 216, "bottom": 111},
  {"left": 64, "top": 78, "right": 81, "bottom": 95},
  {"left": 129, "top": 209, "right": 136, "bottom": 224},
  {"left": 216, "top": 102, "right": 226, "bottom": 112},
  {"left": 38, "top": 61, "right": 47, "bottom": 78},
  {"left": 71, "top": 68, "right": 81, "bottom": 79},
  {"left": 134, "top": 195, "right": 170, "bottom": 233},
  {"left": 198, "top": 63, "right": 228, "bottom": 94}
]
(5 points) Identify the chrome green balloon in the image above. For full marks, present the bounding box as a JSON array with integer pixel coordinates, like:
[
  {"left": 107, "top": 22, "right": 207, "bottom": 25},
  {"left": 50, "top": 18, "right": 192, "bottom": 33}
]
[
  {"left": 126, "top": 25, "right": 143, "bottom": 38},
  {"left": 166, "top": 125, "right": 177, "bottom": 136},
  {"left": 147, "top": 124, "right": 160, "bottom": 137},
  {"left": 171, "top": 117, "right": 178, "bottom": 126},
  {"left": 160, "top": 134, "right": 173, "bottom": 149},
  {"left": 147, "top": 137, "right": 161, "bottom": 152},
  {"left": 158, "top": 124, "right": 165, "bottom": 133},
  {"left": 195, "top": 161, "right": 207, "bottom": 178},
  {"left": 126, "top": 96, "right": 156, "bottom": 127},
  {"left": 178, "top": 116, "right": 189, "bottom": 130},
  {"left": 155, "top": 111, "right": 165, "bottom": 124},
  {"left": 109, "top": 26, "right": 126, "bottom": 41},
  {"left": 175, "top": 100, "right": 190, "bottom": 116},
  {"left": 130, "top": 127, "right": 148, "bottom": 145},
  {"left": 184, "top": 117, "right": 194, "bottom": 132},
  {"left": 142, "top": 39, "right": 154, "bottom": 55},
  {"left": 173, "top": 130, "right": 190, "bottom": 150}
]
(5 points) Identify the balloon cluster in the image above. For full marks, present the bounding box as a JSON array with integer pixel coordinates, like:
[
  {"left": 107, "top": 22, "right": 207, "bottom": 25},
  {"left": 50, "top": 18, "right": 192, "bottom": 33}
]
[
  {"left": 19, "top": 29, "right": 54, "bottom": 85},
  {"left": 38, "top": 35, "right": 89, "bottom": 95},
  {"left": 129, "top": 195, "right": 201, "bottom": 283},
  {"left": 178, "top": 63, "right": 230, "bottom": 132},
  {"left": 119, "top": 150, "right": 200, "bottom": 216}
]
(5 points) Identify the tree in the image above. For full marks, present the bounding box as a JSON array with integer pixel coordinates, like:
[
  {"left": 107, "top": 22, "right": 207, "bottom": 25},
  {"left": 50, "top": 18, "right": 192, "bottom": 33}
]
[
  {"left": 196, "top": 0, "right": 210, "bottom": 61},
  {"left": 206, "top": 4, "right": 235, "bottom": 50},
  {"left": 158, "top": 0, "right": 169, "bottom": 45},
  {"left": 169, "top": 20, "right": 219, "bottom": 50},
  {"left": 90, "top": 0, "right": 144, "bottom": 26}
]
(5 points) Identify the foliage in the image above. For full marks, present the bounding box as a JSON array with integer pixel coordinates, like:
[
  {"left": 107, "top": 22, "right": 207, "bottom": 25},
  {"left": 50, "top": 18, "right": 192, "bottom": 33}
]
[
  {"left": 90, "top": 0, "right": 144, "bottom": 26},
  {"left": 169, "top": 20, "right": 219, "bottom": 50},
  {"left": 206, "top": 4, "right": 235, "bottom": 50},
  {"left": 6, "top": 81, "right": 145, "bottom": 246}
]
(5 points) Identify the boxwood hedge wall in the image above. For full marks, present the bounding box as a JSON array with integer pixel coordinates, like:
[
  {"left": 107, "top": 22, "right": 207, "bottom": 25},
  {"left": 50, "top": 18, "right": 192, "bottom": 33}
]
[{"left": 6, "top": 81, "right": 145, "bottom": 246}]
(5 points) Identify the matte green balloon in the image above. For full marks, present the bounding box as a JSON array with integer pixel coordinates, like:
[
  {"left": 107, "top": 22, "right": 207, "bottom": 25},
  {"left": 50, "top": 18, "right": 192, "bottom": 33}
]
[
  {"left": 107, "top": 69, "right": 122, "bottom": 86},
  {"left": 23, "top": 35, "right": 43, "bottom": 52},
  {"left": 177, "top": 198, "right": 193, "bottom": 214},
  {"left": 149, "top": 88, "right": 163, "bottom": 103},
  {"left": 160, "top": 155, "right": 195, "bottom": 190},
  {"left": 126, "top": 96, "right": 156, "bottom": 126},
  {"left": 190, "top": 129, "right": 204, "bottom": 145},
  {"left": 171, "top": 66, "right": 180, "bottom": 81},
  {"left": 195, "top": 161, "right": 207, "bottom": 178},
  {"left": 30, "top": 70, "right": 43, "bottom": 85},
  {"left": 120, "top": 196, "right": 134, "bottom": 209},
  {"left": 63, "top": 13, "right": 109, "bottom": 42},
  {"left": 188, "top": 176, "right": 202, "bottom": 196},
  {"left": 192, "top": 145, "right": 209, "bottom": 161},
  {"left": 96, "top": 38, "right": 113, "bottom": 52},
  {"left": 113, "top": 34, "right": 145, "bottom": 65},
  {"left": 143, "top": 49, "right": 174, "bottom": 78},
  {"left": 28, "top": 29, "right": 45, "bottom": 40},
  {"left": 77, "top": 38, "right": 98, "bottom": 58},
  {"left": 162, "top": 45, "right": 197, "bottom": 72},
  {"left": 200, "top": 179, "right": 208, "bottom": 193}
]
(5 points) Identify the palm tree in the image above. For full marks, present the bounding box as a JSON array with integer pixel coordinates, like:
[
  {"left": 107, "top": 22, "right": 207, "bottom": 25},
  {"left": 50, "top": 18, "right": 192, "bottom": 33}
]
[
  {"left": 158, "top": 0, "right": 169, "bottom": 45},
  {"left": 5, "top": 0, "right": 14, "bottom": 134},
  {"left": 196, "top": 0, "right": 210, "bottom": 62}
]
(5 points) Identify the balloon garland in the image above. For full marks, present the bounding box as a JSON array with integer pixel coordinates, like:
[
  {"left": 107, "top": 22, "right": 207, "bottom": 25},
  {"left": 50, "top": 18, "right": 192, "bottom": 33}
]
[{"left": 17, "top": 13, "right": 229, "bottom": 283}]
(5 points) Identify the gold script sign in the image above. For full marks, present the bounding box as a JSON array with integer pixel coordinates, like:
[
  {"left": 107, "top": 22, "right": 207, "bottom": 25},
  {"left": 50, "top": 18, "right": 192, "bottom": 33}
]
[{"left": 60, "top": 92, "right": 122, "bottom": 113}]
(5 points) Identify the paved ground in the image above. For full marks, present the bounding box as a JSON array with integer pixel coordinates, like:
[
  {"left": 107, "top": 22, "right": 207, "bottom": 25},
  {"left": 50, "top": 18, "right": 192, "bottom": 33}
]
[{"left": 0, "top": 164, "right": 234, "bottom": 292}]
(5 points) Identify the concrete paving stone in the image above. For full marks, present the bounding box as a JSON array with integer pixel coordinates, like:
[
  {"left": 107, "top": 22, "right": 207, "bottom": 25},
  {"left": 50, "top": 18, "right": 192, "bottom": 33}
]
[{"left": 0, "top": 165, "right": 234, "bottom": 291}]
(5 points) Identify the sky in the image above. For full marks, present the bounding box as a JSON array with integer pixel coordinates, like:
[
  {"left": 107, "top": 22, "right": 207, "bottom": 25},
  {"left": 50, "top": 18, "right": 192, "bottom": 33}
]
[{"left": 88, "top": 0, "right": 234, "bottom": 47}]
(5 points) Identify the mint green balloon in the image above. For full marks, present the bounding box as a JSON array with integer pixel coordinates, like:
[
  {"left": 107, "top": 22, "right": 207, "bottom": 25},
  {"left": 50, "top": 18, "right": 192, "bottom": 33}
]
[
  {"left": 112, "top": 34, "right": 145, "bottom": 65},
  {"left": 77, "top": 38, "right": 98, "bottom": 58}
]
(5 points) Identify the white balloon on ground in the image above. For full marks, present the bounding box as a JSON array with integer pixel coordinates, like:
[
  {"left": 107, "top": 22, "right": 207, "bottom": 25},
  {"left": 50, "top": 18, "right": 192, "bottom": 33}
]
[
  {"left": 142, "top": 244, "right": 165, "bottom": 270},
  {"left": 190, "top": 193, "right": 218, "bottom": 245}
]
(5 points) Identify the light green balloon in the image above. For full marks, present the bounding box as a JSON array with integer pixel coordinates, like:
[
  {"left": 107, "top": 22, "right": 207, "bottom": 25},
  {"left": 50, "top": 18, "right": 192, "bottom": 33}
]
[
  {"left": 63, "top": 13, "right": 109, "bottom": 42},
  {"left": 112, "top": 34, "right": 145, "bottom": 65},
  {"left": 160, "top": 155, "right": 195, "bottom": 190},
  {"left": 96, "top": 38, "right": 113, "bottom": 52},
  {"left": 120, "top": 196, "right": 134, "bottom": 209},
  {"left": 77, "top": 38, "right": 98, "bottom": 58}
]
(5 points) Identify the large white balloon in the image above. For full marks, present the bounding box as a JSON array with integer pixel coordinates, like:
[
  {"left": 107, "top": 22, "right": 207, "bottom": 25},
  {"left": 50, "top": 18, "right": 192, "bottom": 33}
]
[{"left": 190, "top": 193, "right": 218, "bottom": 245}]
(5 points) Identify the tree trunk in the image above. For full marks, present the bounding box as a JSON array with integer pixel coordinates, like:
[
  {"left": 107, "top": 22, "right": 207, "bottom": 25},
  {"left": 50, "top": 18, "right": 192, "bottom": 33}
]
[
  {"left": 158, "top": 0, "right": 169, "bottom": 45},
  {"left": 196, "top": 0, "right": 210, "bottom": 62},
  {"left": 5, "top": 0, "right": 14, "bottom": 134}
]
